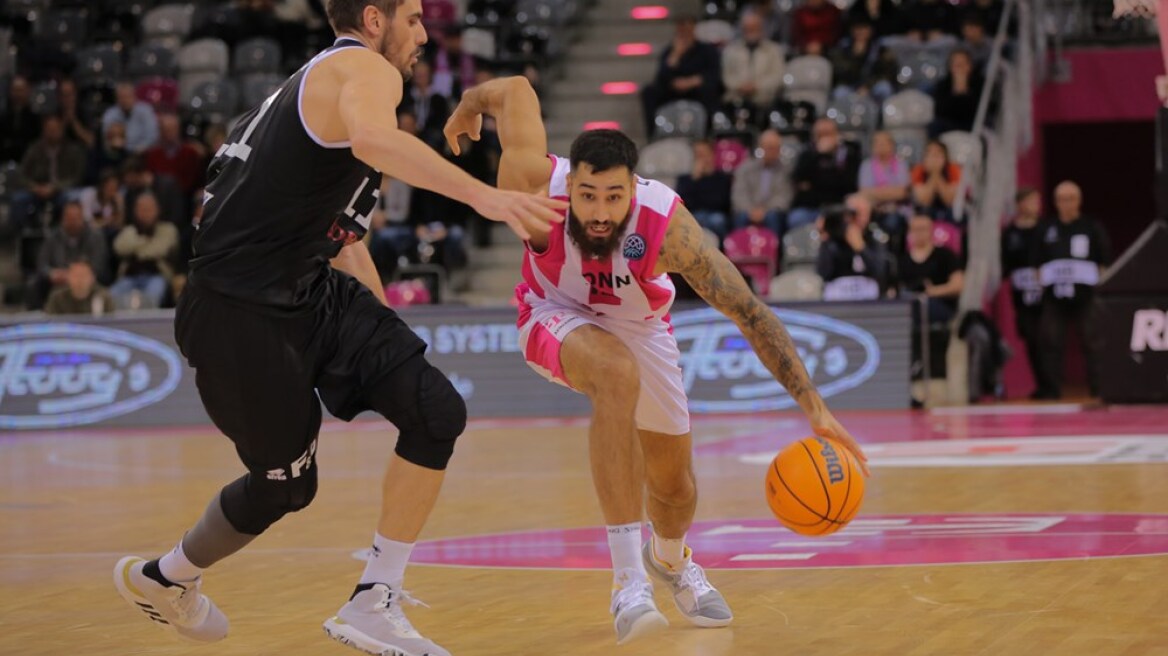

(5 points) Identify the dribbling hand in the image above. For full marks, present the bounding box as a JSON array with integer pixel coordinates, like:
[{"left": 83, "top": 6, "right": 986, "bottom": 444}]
[{"left": 808, "top": 411, "right": 871, "bottom": 477}]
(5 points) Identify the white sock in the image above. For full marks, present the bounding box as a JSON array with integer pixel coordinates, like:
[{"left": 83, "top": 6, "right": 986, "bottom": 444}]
[
  {"left": 158, "top": 540, "right": 203, "bottom": 583},
  {"left": 651, "top": 532, "right": 687, "bottom": 570},
  {"left": 607, "top": 523, "right": 646, "bottom": 584},
  {"left": 360, "top": 533, "right": 414, "bottom": 587}
]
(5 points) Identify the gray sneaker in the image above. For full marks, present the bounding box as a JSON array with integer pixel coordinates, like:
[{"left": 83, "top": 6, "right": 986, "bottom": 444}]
[
  {"left": 610, "top": 569, "right": 668, "bottom": 645},
  {"left": 323, "top": 583, "right": 450, "bottom": 656},
  {"left": 113, "top": 555, "right": 229, "bottom": 642},
  {"left": 642, "top": 543, "right": 733, "bottom": 627}
]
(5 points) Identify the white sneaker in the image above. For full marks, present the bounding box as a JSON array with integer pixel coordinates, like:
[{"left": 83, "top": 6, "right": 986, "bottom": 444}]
[
  {"left": 642, "top": 543, "right": 733, "bottom": 628},
  {"left": 610, "top": 569, "right": 668, "bottom": 645},
  {"left": 323, "top": 583, "right": 450, "bottom": 656},
  {"left": 113, "top": 555, "right": 229, "bottom": 642}
]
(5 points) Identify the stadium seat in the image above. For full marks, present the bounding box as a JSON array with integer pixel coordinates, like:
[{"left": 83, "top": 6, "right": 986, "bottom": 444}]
[
  {"left": 142, "top": 3, "right": 195, "bottom": 50},
  {"left": 185, "top": 79, "right": 239, "bottom": 123},
  {"left": 240, "top": 73, "right": 283, "bottom": 110},
  {"left": 782, "top": 55, "right": 832, "bottom": 113},
  {"left": 825, "top": 94, "right": 879, "bottom": 146},
  {"left": 637, "top": 137, "right": 694, "bottom": 188},
  {"left": 178, "top": 38, "right": 229, "bottom": 76},
  {"left": 39, "top": 9, "right": 88, "bottom": 53},
  {"left": 781, "top": 222, "right": 820, "bottom": 269},
  {"left": 233, "top": 37, "right": 282, "bottom": 76},
  {"left": 127, "top": 43, "right": 177, "bottom": 79},
  {"left": 713, "top": 138, "right": 750, "bottom": 172},
  {"left": 136, "top": 76, "right": 179, "bottom": 112},
  {"left": 695, "top": 19, "right": 735, "bottom": 45},
  {"left": 653, "top": 100, "right": 708, "bottom": 140},
  {"left": 767, "top": 268, "right": 824, "bottom": 301},
  {"left": 939, "top": 130, "right": 983, "bottom": 176},
  {"left": 723, "top": 225, "right": 780, "bottom": 296},
  {"left": 73, "top": 44, "right": 123, "bottom": 87}
]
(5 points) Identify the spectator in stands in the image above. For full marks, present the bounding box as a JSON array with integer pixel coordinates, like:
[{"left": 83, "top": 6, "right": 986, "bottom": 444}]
[
  {"left": 111, "top": 191, "right": 179, "bottom": 309},
  {"left": 430, "top": 26, "right": 478, "bottom": 101},
  {"left": 641, "top": 14, "right": 722, "bottom": 135},
  {"left": 898, "top": 213, "right": 964, "bottom": 325},
  {"left": 731, "top": 129, "right": 793, "bottom": 236},
  {"left": 721, "top": 12, "right": 785, "bottom": 112},
  {"left": 966, "top": 0, "right": 1005, "bottom": 38},
  {"left": 828, "top": 17, "right": 897, "bottom": 100},
  {"left": 101, "top": 81, "right": 159, "bottom": 154},
  {"left": 902, "top": 0, "right": 959, "bottom": 40},
  {"left": 405, "top": 60, "right": 451, "bottom": 149},
  {"left": 12, "top": 114, "right": 87, "bottom": 228},
  {"left": 930, "top": 48, "right": 984, "bottom": 136},
  {"left": 368, "top": 175, "right": 415, "bottom": 280},
  {"left": 816, "top": 203, "right": 886, "bottom": 299},
  {"left": 846, "top": 0, "right": 905, "bottom": 38},
  {"left": 1001, "top": 186, "right": 1047, "bottom": 397},
  {"left": 960, "top": 13, "right": 993, "bottom": 69},
  {"left": 742, "top": 0, "right": 785, "bottom": 42},
  {"left": 88, "top": 121, "right": 130, "bottom": 185},
  {"left": 0, "top": 76, "right": 40, "bottom": 164},
  {"left": 29, "top": 200, "right": 110, "bottom": 309},
  {"left": 911, "top": 139, "right": 962, "bottom": 222},
  {"left": 58, "top": 78, "right": 95, "bottom": 149},
  {"left": 859, "top": 130, "right": 911, "bottom": 233},
  {"left": 77, "top": 168, "right": 126, "bottom": 245},
  {"left": 145, "top": 113, "right": 204, "bottom": 196},
  {"left": 44, "top": 261, "right": 114, "bottom": 316},
  {"left": 789, "top": 118, "right": 861, "bottom": 231},
  {"left": 792, "top": 0, "right": 844, "bottom": 54},
  {"left": 121, "top": 155, "right": 186, "bottom": 234},
  {"left": 677, "top": 140, "right": 733, "bottom": 239},
  {"left": 1035, "top": 181, "right": 1110, "bottom": 399}
]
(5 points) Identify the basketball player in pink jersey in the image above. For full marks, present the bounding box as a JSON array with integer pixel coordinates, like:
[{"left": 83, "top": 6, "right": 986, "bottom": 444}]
[{"left": 445, "top": 77, "right": 869, "bottom": 645}]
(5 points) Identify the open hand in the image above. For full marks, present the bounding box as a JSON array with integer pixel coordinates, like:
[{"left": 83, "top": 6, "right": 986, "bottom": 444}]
[
  {"left": 443, "top": 109, "right": 483, "bottom": 156},
  {"left": 808, "top": 410, "right": 870, "bottom": 477},
  {"left": 470, "top": 187, "right": 566, "bottom": 241}
]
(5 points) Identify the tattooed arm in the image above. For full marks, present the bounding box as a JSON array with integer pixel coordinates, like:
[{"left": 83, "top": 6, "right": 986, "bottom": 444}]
[{"left": 658, "top": 204, "right": 870, "bottom": 473}]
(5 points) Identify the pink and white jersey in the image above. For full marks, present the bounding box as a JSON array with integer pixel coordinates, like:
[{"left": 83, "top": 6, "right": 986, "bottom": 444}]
[{"left": 517, "top": 155, "right": 679, "bottom": 323}]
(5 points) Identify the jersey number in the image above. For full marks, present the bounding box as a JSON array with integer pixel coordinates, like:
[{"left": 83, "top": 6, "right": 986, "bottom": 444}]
[{"left": 204, "top": 89, "right": 283, "bottom": 198}]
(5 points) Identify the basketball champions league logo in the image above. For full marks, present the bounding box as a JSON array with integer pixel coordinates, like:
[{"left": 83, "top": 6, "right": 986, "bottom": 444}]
[{"left": 622, "top": 234, "right": 647, "bottom": 260}]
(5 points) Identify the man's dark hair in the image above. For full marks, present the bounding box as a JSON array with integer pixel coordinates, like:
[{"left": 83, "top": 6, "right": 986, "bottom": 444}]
[
  {"left": 569, "top": 129, "right": 639, "bottom": 175},
  {"left": 326, "top": 0, "right": 405, "bottom": 34},
  {"left": 1015, "top": 186, "right": 1038, "bottom": 203}
]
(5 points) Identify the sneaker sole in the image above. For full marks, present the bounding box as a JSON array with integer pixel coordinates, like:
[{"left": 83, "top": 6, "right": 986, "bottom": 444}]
[
  {"left": 113, "top": 556, "right": 227, "bottom": 643},
  {"left": 323, "top": 617, "right": 434, "bottom": 656},
  {"left": 616, "top": 609, "right": 669, "bottom": 646}
]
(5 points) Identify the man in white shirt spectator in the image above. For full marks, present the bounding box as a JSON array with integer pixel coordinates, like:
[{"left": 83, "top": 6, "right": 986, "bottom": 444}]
[
  {"left": 111, "top": 191, "right": 178, "bottom": 309},
  {"left": 721, "top": 12, "right": 785, "bottom": 111},
  {"left": 101, "top": 81, "right": 159, "bottom": 154},
  {"left": 731, "top": 129, "right": 794, "bottom": 235}
]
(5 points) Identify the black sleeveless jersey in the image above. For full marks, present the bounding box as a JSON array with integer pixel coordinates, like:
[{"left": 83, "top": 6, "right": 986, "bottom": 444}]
[{"left": 191, "top": 38, "right": 381, "bottom": 312}]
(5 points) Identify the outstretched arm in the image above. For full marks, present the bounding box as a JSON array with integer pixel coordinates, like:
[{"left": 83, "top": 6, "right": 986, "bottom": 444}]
[
  {"left": 445, "top": 76, "right": 554, "bottom": 194},
  {"left": 333, "top": 50, "right": 562, "bottom": 240},
  {"left": 658, "top": 204, "right": 869, "bottom": 474}
]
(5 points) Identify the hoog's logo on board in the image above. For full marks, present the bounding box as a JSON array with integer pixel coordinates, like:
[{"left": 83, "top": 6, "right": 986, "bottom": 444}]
[
  {"left": 0, "top": 323, "right": 182, "bottom": 429},
  {"left": 671, "top": 308, "right": 880, "bottom": 412}
]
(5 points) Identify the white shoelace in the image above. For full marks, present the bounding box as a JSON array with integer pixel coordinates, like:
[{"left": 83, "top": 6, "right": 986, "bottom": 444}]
[
  {"left": 374, "top": 588, "right": 429, "bottom": 637},
  {"left": 611, "top": 578, "right": 654, "bottom": 615},
  {"left": 167, "top": 580, "right": 204, "bottom": 623},
  {"left": 678, "top": 563, "right": 714, "bottom": 598}
]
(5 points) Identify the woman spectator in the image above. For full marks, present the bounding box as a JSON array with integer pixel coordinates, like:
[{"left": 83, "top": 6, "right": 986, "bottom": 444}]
[
  {"left": 930, "top": 48, "right": 984, "bottom": 135},
  {"left": 911, "top": 139, "right": 962, "bottom": 222}
]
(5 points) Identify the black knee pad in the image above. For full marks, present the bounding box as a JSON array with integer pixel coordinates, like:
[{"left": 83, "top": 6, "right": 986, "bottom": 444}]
[
  {"left": 220, "top": 457, "right": 319, "bottom": 535},
  {"left": 394, "top": 365, "right": 467, "bottom": 470}
]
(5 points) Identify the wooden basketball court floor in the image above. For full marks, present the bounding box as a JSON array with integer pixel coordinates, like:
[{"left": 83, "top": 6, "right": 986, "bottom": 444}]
[{"left": 3, "top": 405, "right": 1168, "bottom": 656}]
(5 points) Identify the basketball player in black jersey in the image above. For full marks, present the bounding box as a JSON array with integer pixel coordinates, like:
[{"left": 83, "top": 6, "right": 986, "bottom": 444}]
[{"left": 112, "top": 2, "right": 565, "bottom": 655}]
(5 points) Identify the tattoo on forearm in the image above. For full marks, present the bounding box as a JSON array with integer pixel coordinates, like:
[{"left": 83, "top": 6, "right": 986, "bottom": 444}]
[{"left": 661, "top": 212, "right": 813, "bottom": 402}]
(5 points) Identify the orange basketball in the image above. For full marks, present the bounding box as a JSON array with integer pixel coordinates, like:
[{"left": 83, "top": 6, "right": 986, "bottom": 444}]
[{"left": 764, "top": 435, "right": 865, "bottom": 536}]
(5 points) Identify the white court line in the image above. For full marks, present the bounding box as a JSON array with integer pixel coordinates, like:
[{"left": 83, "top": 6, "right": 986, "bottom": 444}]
[
  {"left": 730, "top": 553, "right": 817, "bottom": 561},
  {"left": 929, "top": 403, "right": 1083, "bottom": 413}
]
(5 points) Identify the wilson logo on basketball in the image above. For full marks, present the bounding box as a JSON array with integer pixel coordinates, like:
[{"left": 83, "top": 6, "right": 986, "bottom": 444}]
[
  {"left": 0, "top": 323, "right": 182, "bottom": 429},
  {"left": 671, "top": 308, "right": 880, "bottom": 412},
  {"left": 818, "top": 438, "right": 845, "bottom": 484}
]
